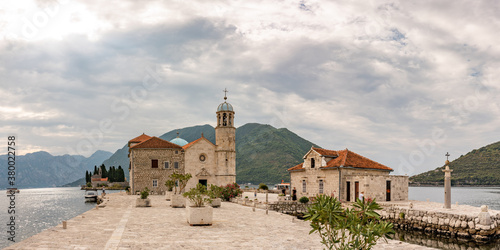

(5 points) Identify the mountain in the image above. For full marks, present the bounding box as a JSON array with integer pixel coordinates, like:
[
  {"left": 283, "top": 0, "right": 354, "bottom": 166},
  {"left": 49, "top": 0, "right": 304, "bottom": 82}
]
[
  {"left": 0, "top": 150, "right": 112, "bottom": 189},
  {"left": 410, "top": 141, "right": 500, "bottom": 186},
  {"left": 98, "top": 123, "right": 318, "bottom": 185},
  {"left": 235, "top": 123, "right": 319, "bottom": 184}
]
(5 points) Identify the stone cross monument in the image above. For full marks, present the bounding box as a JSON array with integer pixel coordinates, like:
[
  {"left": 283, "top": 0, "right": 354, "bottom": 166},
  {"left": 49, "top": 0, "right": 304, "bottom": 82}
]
[{"left": 443, "top": 152, "right": 452, "bottom": 209}]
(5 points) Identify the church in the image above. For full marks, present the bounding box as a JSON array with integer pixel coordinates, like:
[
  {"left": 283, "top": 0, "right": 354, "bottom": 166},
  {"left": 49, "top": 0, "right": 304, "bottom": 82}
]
[{"left": 128, "top": 94, "right": 236, "bottom": 194}]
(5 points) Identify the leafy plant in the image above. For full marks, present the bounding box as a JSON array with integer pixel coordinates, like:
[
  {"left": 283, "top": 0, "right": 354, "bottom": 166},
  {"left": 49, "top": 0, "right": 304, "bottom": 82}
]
[
  {"left": 86, "top": 182, "right": 92, "bottom": 187},
  {"left": 258, "top": 183, "right": 269, "bottom": 190},
  {"left": 220, "top": 183, "right": 243, "bottom": 201},
  {"left": 208, "top": 184, "right": 223, "bottom": 199},
  {"left": 304, "top": 194, "right": 394, "bottom": 250},
  {"left": 140, "top": 187, "right": 150, "bottom": 199},
  {"left": 278, "top": 193, "right": 285, "bottom": 197},
  {"left": 183, "top": 183, "right": 211, "bottom": 207},
  {"left": 299, "top": 196, "right": 309, "bottom": 204},
  {"left": 168, "top": 172, "right": 192, "bottom": 194},
  {"left": 165, "top": 179, "right": 175, "bottom": 192}
]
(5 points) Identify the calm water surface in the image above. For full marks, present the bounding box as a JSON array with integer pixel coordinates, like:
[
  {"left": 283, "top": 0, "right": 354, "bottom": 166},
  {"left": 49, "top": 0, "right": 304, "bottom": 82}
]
[
  {"left": 0, "top": 186, "right": 498, "bottom": 249},
  {"left": 0, "top": 187, "right": 122, "bottom": 249}
]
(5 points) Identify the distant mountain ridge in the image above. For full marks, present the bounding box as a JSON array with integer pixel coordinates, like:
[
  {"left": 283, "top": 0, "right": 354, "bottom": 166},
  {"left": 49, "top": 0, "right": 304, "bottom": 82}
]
[
  {"left": 410, "top": 141, "right": 500, "bottom": 186},
  {"left": 98, "top": 123, "right": 318, "bottom": 185},
  {"left": 0, "top": 150, "right": 112, "bottom": 189}
]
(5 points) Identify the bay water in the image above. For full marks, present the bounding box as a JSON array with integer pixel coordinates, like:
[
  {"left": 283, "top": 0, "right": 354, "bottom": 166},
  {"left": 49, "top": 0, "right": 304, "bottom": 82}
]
[{"left": 0, "top": 186, "right": 498, "bottom": 249}]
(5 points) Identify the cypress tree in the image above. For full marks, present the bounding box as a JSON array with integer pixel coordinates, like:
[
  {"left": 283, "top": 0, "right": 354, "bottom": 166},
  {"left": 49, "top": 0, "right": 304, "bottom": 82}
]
[
  {"left": 100, "top": 164, "right": 107, "bottom": 178},
  {"left": 85, "top": 171, "right": 89, "bottom": 183},
  {"left": 93, "top": 165, "right": 97, "bottom": 175},
  {"left": 118, "top": 166, "right": 124, "bottom": 182}
]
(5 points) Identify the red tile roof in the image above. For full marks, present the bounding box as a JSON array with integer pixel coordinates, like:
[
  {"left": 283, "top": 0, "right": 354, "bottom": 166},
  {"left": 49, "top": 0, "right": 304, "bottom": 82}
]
[
  {"left": 130, "top": 137, "right": 183, "bottom": 149},
  {"left": 182, "top": 136, "right": 216, "bottom": 150},
  {"left": 288, "top": 163, "right": 304, "bottom": 171},
  {"left": 289, "top": 148, "right": 393, "bottom": 172},
  {"left": 311, "top": 147, "right": 338, "bottom": 157},
  {"left": 129, "top": 133, "right": 152, "bottom": 143}
]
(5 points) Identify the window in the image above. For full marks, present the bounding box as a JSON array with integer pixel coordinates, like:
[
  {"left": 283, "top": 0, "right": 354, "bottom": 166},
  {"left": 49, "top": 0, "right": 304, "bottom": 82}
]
[
  {"left": 174, "top": 162, "right": 179, "bottom": 169},
  {"left": 319, "top": 180, "right": 324, "bottom": 194},
  {"left": 311, "top": 158, "right": 315, "bottom": 168},
  {"left": 302, "top": 180, "right": 306, "bottom": 193},
  {"left": 151, "top": 159, "right": 158, "bottom": 168},
  {"left": 164, "top": 162, "right": 169, "bottom": 169},
  {"left": 152, "top": 179, "right": 158, "bottom": 187},
  {"left": 199, "top": 154, "right": 206, "bottom": 162},
  {"left": 175, "top": 150, "right": 178, "bottom": 154}
]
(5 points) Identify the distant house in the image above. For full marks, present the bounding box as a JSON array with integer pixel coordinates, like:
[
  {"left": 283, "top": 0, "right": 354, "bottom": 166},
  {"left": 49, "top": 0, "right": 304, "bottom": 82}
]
[
  {"left": 91, "top": 174, "right": 109, "bottom": 187},
  {"left": 288, "top": 147, "right": 408, "bottom": 202}
]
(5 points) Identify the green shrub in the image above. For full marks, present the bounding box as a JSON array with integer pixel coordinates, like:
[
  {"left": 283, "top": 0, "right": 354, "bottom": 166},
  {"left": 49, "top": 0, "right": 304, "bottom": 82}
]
[
  {"left": 304, "top": 194, "right": 394, "bottom": 249},
  {"left": 183, "top": 183, "right": 211, "bottom": 207},
  {"left": 165, "top": 179, "right": 175, "bottom": 192},
  {"left": 140, "top": 187, "right": 150, "bottom": 199},
  {"left": 299, "top": 196, "right": 309, "bottom": 204},
  {"left": 220, "top": 183, "right": 243, "bottom": 201},
  {"left": 86, "top": 182, "right": 92, "bottom": 187},
  {"left": 258, "top": 183, "right": 269, "bottom": 190}
]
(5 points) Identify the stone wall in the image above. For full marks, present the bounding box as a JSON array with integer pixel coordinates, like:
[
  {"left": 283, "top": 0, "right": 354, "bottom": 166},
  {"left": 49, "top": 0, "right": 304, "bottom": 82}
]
[
  {"left": 184, "top": 138, "right": 217, "bottom": 191},
  {"left": 381, "top": 206, "right": 500, "bottom": 243},
  {"left": 130, "top": 148, "right": 184, "bottom": 194}
]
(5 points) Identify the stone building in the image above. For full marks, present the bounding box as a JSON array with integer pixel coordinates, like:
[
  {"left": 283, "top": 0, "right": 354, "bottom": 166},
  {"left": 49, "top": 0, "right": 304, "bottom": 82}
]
[
  {"left": 128, "top": 95, "right": 236, "bottom": 194},
  {"left": 288, "top": 147, "right": 408, "bottom": 202}
]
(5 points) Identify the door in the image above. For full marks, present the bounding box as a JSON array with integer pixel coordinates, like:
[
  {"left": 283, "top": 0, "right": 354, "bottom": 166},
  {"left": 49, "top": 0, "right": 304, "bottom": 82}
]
[
  {"left": 199, "top": 179, "right": 207, "bottom": 187},
  {"left": 354, "top": 182, "right": 359, "bottom": 201},
  {"left": 386, "top": 180, "right": 391, "bottom": 201},
  {"left": 346, "top": 181, "right": 351, "bottom": 202}
]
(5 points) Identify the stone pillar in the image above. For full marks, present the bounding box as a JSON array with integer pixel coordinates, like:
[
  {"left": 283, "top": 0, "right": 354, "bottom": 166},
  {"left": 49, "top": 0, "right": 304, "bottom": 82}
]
[{"left": 442, "top": 162, "right": 452, "bottom": 209}]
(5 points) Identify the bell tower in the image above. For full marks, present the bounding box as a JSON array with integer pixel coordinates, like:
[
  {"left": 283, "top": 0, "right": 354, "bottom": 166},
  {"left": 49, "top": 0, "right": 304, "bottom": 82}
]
[{"left": 215, "top": 88, "right": 236, "bottom": 185}]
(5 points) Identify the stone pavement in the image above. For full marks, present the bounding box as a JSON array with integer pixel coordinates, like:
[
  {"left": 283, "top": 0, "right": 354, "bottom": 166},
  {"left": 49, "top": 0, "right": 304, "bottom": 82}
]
[{"left": 6, "top": 192, "right": 434, "bottom": 249}]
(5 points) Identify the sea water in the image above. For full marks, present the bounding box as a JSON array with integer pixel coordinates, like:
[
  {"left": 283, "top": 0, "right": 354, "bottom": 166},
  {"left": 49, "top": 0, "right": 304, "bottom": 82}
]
[
  {"left": 0, "top": 186, "right": 498, "bottom": 249},
  {"left": 0, "top": 187, "right": 122, "bottom": 249}
]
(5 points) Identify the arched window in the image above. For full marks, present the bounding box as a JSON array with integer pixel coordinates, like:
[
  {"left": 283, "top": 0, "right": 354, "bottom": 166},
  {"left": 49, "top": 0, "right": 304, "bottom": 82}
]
[
  {"left": 229, "top": 114, "right": 232, "bottom": 126},
  {"left": 223, "top": 113, "right": 227, "bottom": 126},
  {"left": 302, "top": 180, "right": 306, "bottom": 193},
  {"left": 311, "top": 158, "right": 315, "bottom": 168}
]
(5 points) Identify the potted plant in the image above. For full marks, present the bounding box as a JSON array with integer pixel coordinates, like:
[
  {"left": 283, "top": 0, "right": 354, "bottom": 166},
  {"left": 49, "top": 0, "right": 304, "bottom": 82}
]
[
  {"left": 208, "top": 184, "right": 222, "bottom": 208},
  {"left": 136, "top": 187, "right": 151, "bottom": 207},
  {"left": 183, "top": 183, "right": 213, "bottom": 226},
  {"left": 169, "top": 172, "right": 192, "bottom": 208},
  {"left": 165, "top": 179, "right": 175, "bottom": 201}
]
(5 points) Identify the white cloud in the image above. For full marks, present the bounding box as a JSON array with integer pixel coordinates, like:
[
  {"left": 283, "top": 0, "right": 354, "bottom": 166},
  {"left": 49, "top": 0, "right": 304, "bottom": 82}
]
[{"left": 1, "top": 0, "right": 499, "bottom": 175}]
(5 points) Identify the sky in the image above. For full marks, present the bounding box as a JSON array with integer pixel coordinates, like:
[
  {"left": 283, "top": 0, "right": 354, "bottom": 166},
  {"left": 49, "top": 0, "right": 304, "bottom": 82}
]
[{"left": 1, "top": 0, "right": 499, "bottom": 176}]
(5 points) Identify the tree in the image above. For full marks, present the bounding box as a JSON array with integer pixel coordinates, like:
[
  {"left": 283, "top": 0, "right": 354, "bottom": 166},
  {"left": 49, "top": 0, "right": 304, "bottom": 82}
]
[
  {"left": 85, "top": 171, "right": 90, "bottom": 183},
  {"left": 118, "top": 166, "right": 125, "bottom": 182},
  {"left": 168, "top": 172, "right": 192, "bottom": 194},
  {"left": 304, "top": 195, "right": 394, "bottom": 250},
  {"left": 100, "top": 164, "right": 107, "bottom": 178},
  {"left": 258, "top": 183, "right": 269, "bottom": 190},
  {"left": 93, "top": 165, "right": 98, "bottom": 175}
]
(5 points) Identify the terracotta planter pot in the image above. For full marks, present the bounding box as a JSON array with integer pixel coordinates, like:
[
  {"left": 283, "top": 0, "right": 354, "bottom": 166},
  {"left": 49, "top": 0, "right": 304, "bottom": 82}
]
[
  {"left": 171, "top": 194, "right": 185, "bottom": 208},
  {"left": 187, "top": 206, "right": 213, "bottom": 226},
  {"left": 136, "top": 198, "right": 151, "bottom": 207}
]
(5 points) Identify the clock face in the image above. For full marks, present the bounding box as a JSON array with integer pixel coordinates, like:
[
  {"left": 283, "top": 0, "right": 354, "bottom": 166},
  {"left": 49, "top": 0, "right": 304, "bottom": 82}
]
[{"left": 199, "top": 154, "right": 206, "bottom": 162}]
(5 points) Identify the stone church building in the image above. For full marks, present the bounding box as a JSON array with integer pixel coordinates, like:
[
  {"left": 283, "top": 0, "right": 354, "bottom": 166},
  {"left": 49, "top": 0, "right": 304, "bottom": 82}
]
[
  {"left": 128, "top": 95, "right": 236, "bottom": 194},
  {"left": 288, "top": 147, "right": 408, "bottom": 202}
]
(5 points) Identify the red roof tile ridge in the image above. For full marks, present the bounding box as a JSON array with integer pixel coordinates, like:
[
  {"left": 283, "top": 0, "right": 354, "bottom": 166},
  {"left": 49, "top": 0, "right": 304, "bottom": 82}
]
[
  {"left": 344, "top": 149, "right": 393, "bottom": 171},
  {"left": 287, "top": 162, "right": 304, "bottom": 171},
  {"left": 129, "top": 133, "right": 152, "bottom": 143},
  {"left": 131, "top": 136, "right": 182, "bottom": 149}
]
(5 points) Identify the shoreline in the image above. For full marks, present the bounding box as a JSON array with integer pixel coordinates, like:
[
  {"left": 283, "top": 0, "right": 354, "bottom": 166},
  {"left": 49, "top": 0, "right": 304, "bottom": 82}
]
[{"left": 6, "top": 193, "right": 433, "bottom": 249}]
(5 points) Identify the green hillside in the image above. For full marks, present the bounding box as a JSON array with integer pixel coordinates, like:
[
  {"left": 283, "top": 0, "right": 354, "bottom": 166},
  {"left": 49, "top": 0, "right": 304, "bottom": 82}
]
[
  {"left": 235, "top": 123, "right": 319, "bottom": 184},
  {"left": 410, "top": 141, "right": 500, "bottom": 186}
]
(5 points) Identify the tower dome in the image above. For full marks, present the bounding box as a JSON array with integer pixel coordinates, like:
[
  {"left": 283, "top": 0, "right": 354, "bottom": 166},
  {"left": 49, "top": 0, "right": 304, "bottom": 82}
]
[
  {"left": 170, "top": 137, "right": 188, "bottom": 146},
  {"left": 217, "top": 101, "right": 233, "bottom": 112}
]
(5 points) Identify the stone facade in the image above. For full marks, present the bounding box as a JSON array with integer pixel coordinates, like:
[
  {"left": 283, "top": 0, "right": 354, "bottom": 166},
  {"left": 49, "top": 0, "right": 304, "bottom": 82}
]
[
  {"left": 129, "top": 148, "right": 184, "bottom": 194},
  {"left": 289, "top": 147, "right": 408, "bottom": 202},
  {"left": 128, "top": 96, "right": 236, "bottom": 194}
]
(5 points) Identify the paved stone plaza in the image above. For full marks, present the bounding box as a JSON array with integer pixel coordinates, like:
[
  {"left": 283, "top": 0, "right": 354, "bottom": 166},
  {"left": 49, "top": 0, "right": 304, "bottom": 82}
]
[{"left": 7, "top": 192, "right": 433, "bottom": 249}]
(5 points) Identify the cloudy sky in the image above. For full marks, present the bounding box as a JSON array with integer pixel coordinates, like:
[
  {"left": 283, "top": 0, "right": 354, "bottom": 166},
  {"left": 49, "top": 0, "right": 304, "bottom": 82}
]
[{"left": 1, "top": 0, "right": 499, "bottom": 175}]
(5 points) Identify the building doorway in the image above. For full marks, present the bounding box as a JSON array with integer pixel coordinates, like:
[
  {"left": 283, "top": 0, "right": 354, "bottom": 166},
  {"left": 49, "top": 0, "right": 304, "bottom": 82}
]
[
  {"left": 199, "top": 179, "right": 207, "bottom": 187},
  {"left": 354, "top": 182, "right": 359, "bottom": 201},
  {"left": 346, "top": 181, "right": 351, "bottom": 202},
  {"left": 386, "top": 180, "right": 391, "bottom": 201}
]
